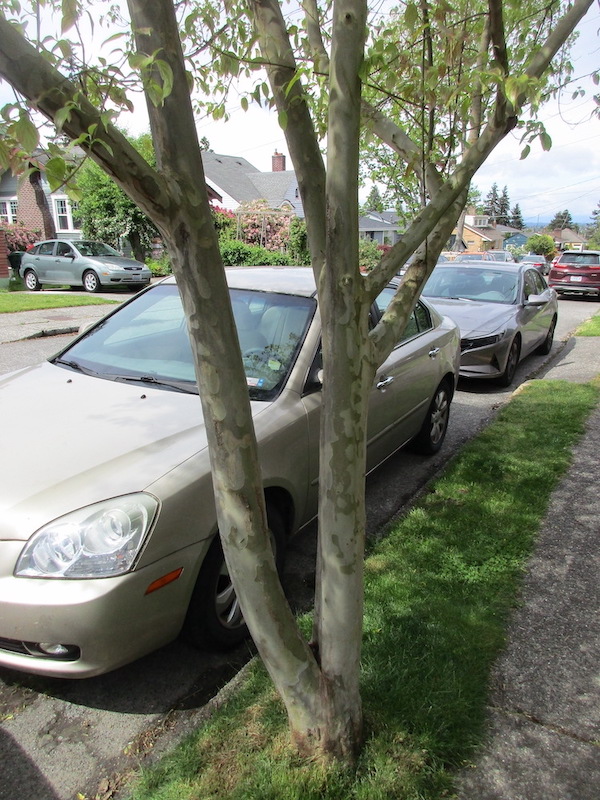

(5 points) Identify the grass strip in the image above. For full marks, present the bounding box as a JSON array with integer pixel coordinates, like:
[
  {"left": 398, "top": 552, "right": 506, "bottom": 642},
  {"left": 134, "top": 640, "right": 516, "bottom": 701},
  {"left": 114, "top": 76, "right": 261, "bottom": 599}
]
[
  {"left": 0, "top": 293, "right": 118, "bottom": 313},
  {"left": 575, "top": 313, "right": 600, "bottom": 336},
  {"left": 126, "top": 379, "right": 599, "bottom": 800}
]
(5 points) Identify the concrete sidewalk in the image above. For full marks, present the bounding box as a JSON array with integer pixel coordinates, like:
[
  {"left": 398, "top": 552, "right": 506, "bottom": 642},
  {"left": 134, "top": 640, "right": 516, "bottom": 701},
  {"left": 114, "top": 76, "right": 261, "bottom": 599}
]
[
  {"left": 0, "top": 301, "right": 120, "bottom": 345},
  {"left": 457, "top": 337, "right": 600, "bottom": 800}
]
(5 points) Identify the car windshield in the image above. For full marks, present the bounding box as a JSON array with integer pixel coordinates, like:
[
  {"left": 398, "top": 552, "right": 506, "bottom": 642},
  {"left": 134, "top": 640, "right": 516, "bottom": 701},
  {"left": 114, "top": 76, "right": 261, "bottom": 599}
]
[
  {"left": 53, "top": 283, "right": 316, "bottom": 400},
  {"left": 75, "top": 241, "right": 121, "bottom": 257},
  {"left": 423, "top": 266, "right": 519, "bottom": 304}
]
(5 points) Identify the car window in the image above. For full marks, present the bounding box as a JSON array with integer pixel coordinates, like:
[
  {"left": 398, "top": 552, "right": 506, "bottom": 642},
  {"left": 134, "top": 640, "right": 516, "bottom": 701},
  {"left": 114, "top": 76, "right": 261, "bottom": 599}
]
[
  {"left": 76, "top": 241, "right": 121, "bottom": 257},
  {"left": 523, "top": 269, "right": 541, "bottom": 298},
  {"left": 374, "top": 286, "right": 432, "bottom": 340},
  {"left": 55, "top": 284, "right": 316, "bottom": 400},
  {"left": 558, "top": 253, "right": 599, "bottom": 266},
  {"left": 529, "top": 270, "right": 546, "bottom": 294},
  {"left": 38, "top": 242, "right": 55, "bottom": 255},
  {"left": 56, "top": 242, "right": 74, "bottom": 257}
]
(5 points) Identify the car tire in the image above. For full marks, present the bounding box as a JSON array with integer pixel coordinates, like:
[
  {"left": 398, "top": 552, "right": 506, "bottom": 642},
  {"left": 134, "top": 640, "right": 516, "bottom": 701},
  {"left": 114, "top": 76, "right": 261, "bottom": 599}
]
[
  {"left": 183, "top": 505, "right": 287, "bottom": 649},
  {"left": 24, "top": 269, "right": 41, "bottom": 291},
  {"left": 410, "top": 379, "right": 451, "bottom": 455},
  {"left": 83, "top": 270, "right": 101, "bottom": 293},
  {"left": 536, "top": 315, "right": 557, "bottom": 355},
  {"left": 497, "top": 336, "right": 520, "bottom": 387}
]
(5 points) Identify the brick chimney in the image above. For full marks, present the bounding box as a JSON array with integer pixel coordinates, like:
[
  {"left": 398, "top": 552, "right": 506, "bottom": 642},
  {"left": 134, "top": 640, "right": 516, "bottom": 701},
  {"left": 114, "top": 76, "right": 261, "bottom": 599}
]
[{"left": 272, "top": 150, "right": 286, "bottom": 172}]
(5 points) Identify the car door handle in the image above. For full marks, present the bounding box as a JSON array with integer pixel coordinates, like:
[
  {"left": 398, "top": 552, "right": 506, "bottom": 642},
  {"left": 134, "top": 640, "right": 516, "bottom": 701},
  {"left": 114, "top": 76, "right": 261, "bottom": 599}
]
[
  {"left": 376, "top": 375, "right": 394, "bottom": 390},
  {"left": 428, "top": 347, "right": 440, "bottom": 358}
]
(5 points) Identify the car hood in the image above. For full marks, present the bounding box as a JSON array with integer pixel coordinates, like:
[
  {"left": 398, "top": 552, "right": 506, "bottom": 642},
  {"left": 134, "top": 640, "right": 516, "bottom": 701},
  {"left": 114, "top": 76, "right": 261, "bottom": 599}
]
[
  {"left": 424, "top": 298, "right": 514, "bottom": 337},
  {"left": 0, "top": 362, "right": 268, "bottom": 540},
  {"left": 91, "top": 256, "right": 148, "bottom": 269}
]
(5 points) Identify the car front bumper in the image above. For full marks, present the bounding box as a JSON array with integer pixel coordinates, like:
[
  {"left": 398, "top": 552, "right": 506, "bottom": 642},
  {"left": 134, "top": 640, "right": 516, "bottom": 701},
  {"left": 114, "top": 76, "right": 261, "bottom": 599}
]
[
  {"left": 0, "top": 539, "right": 208, "bottom": 677},
  {"left": 458, "top": 337, "right": 512, "bottom": 380}
]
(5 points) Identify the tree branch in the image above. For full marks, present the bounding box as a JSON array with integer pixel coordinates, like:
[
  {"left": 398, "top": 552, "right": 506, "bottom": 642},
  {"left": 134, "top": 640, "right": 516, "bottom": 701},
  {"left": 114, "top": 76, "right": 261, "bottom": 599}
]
[{"left": 249, "top": 0, "right": 327, "bottom": 278}]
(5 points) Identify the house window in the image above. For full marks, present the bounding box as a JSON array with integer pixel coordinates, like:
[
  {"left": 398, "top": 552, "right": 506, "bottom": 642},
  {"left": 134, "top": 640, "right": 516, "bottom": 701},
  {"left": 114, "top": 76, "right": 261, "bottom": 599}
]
[
  {"left": 0, "top": 198, "right": 18, "bottom": 224},
  {"left": 53, "top": 197, "right": 81, "bottom": 232}
]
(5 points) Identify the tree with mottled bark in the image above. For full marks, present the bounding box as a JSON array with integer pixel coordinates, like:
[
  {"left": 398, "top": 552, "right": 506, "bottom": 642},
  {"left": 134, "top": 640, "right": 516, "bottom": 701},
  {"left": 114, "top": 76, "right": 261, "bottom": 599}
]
[{"left": 0, "top": 0, "right": 593, "bottom": 762}]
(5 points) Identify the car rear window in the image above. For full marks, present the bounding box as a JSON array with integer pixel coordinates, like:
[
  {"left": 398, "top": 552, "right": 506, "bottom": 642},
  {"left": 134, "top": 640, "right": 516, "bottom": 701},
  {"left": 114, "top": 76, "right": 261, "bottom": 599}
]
[{"left": 557, "top": 253, "right": 599, "bottom": 266}]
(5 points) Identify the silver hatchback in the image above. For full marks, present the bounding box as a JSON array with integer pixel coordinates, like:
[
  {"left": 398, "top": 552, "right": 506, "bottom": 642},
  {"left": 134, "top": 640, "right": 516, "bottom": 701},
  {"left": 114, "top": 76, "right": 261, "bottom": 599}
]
[
  {"left": 20, "top": 239, "right": 152, "bottom": 293},
  {"left": 0, "top": 268, "right": 460, "bottom": 677}
]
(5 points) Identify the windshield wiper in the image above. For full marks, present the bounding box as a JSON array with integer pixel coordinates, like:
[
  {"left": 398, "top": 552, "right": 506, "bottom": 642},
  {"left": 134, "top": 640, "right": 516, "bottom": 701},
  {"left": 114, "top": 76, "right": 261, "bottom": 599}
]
[
  {"left": 53, "top": 357, "right": 99, "bottom": 376},
  {"left": 110, "top": 374, "right": 198, "bottom": 394}
]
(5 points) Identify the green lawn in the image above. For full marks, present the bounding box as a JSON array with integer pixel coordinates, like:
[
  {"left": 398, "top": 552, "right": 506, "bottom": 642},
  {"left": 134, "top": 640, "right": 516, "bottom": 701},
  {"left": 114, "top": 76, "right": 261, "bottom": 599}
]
[
  {"left": 576, "top": 313, "right": 600, "bottom": 336},
  {"left": 0, "top": 292, "right": 119, "bottom": 313},
  {"left": 125, "top": 378, "right": 600, "bottom": 800}
]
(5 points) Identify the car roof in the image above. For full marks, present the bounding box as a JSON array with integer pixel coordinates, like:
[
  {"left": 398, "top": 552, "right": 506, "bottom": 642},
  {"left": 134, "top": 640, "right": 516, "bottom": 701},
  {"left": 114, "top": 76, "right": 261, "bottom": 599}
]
[
  {"left": 557, "top": 250, "right": 600, "bottom": 256},
  {"left": 434, "top": 260, "right": 521, "bottom": 272},
  {"left": 162, "top": 266, "right": 318, "bottom": 297}
]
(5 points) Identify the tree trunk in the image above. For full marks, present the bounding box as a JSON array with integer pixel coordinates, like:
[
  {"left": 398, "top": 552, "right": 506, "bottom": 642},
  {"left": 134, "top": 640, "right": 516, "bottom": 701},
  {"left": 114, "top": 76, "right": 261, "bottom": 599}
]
[{"left": 29, "top": 169, "right": 56, "bottom": 239}]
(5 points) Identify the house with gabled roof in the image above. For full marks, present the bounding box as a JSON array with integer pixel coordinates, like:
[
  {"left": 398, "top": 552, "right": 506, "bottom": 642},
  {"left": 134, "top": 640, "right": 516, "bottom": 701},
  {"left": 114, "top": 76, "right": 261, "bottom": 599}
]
[
  {"left": 359, "top": 210, "right": 402, "bottom": 245},
  {"left": 201, "top": 150, "right": 304, "bottom": 217},
  {"left": 454, "top": 213, "right": 520, "bottom": 252},
  {"left": 548, "top": 227, "right": 587, "bottom": 251}
]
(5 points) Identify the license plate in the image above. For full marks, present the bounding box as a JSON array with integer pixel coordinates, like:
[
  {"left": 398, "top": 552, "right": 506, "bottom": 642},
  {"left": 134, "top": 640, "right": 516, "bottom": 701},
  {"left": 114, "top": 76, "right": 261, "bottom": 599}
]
[{"left": 570, "top": 275, "right": 583, "bottom": 282}]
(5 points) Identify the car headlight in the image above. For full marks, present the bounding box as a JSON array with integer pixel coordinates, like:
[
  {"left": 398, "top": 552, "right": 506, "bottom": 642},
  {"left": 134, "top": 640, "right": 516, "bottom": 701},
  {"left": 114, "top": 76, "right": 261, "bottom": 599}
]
[
  {"left": 461, "top": 333, "right": 504, "bottom": 350},
  {"left": 15, "top": 494, "right": 159, "bottom": 579}
]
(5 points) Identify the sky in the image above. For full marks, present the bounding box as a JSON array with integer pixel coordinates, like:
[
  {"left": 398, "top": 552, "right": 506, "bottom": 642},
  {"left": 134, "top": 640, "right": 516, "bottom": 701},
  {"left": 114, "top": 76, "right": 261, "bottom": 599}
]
[{"left": 1, "top": 3, "right": 599, "bottom": 226}]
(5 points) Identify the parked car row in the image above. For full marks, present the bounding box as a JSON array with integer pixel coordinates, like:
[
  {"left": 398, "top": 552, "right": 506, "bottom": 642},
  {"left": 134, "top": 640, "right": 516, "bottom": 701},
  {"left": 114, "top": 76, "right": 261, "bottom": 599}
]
[
  {"left": 0, "top": 251, "right": 567, "bottom": 679},
  {"left": 0, "top": 267, "right": 461, "bottom": 677}
]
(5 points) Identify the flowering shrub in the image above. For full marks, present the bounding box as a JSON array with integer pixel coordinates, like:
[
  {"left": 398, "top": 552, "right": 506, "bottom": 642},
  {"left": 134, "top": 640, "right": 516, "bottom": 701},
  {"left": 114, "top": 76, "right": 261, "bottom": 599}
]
[
  {"left": 4, "top": 224, "right": 41, "bottom": 252},
  {"left": 236, "top": 200, "right": 293, "bottom": 252},
  {"left": 211, "top": 205, "right": 236, "bottom": 241}
]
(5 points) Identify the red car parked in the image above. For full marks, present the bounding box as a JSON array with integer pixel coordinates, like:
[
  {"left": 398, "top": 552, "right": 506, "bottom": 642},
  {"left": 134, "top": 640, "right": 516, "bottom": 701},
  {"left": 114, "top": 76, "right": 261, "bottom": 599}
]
[{"left": 548, "top": 250, "right": 600, "bottom": 298}]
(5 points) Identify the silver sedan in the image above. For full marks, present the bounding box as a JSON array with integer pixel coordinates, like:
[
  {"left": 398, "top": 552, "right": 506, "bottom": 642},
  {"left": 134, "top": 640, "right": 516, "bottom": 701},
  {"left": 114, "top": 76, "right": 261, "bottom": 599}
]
[
  {"left": 422, "top": 261, "right": 558, "bottom": 385},
  {"left": 0, "top": 268, "right": 459, "bottom": 677},
  {"left": 20, "top": 239, "right": 152, "bottom": 293}
]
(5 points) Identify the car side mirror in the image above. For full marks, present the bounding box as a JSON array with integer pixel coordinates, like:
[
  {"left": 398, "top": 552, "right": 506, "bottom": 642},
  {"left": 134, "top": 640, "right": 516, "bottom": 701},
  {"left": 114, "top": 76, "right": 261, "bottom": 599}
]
[{"left": 525, "top": 292, "right": 548, "bottom": 307}]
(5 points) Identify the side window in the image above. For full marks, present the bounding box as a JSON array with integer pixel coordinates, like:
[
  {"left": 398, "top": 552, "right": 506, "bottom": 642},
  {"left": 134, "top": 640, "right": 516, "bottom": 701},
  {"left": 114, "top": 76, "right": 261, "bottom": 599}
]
[
  {"left": 531, "top": 270, "right": 546, "bottom": 294},
  {"left": 38, "top": 242, "right": 55, "bottom": 256},
  {"left": 374, "top": 285, "right": 433, "bottom": 343},
  {"left": 414, "top": 302, "right": 432, "bottom": 333},
  {"left": 523, "top": 270, "right": 538, "bottom": 299},
  {"left": 374, "top": 287, "right": 395, "bottom": 314},
  {"left": 56, "top": 242, "right": 73, "bottom": 257}
]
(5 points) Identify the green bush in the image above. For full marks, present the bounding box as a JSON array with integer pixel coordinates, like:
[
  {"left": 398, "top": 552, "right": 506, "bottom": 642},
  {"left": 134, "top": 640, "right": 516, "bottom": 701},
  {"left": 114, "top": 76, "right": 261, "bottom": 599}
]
[
  {"left": 220, "top": 240, "right": 291, "bottom": 266},
  {"left": 147, "top": 255, "right": 172, "bottom": 276}
]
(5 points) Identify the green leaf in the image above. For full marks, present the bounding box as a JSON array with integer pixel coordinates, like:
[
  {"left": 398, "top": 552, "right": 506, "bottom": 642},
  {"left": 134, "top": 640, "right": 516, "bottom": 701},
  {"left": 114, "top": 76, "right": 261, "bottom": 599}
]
[
  {"left": 61, "top": 0, "right": 77, "bottom": 33},
  {"left": 54, "top": 105, "right": 73, "bottom": 131},
  {"left": 13, "top": 114, "right": 39, "bottom": 151},
  {"left": 0, "top": 138, "right": 10, "bottom": 170},
  {"left": 404, "top": 2, "right": 419, "bottom": 29},
  {"left": 240, "top": 96, "right": 248, "bottom": 112},
  {"left": 540, "top": 132, "right": 552, "bottom": 152},
  {"left": 278, "top": 109, "right": 288, "bottom": 130},
  {"left": 520, "top": 144, "right": 531, "bottom": 160},
  {"left": 156, "top": 60, "right": 174, "bottom": 99}
]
